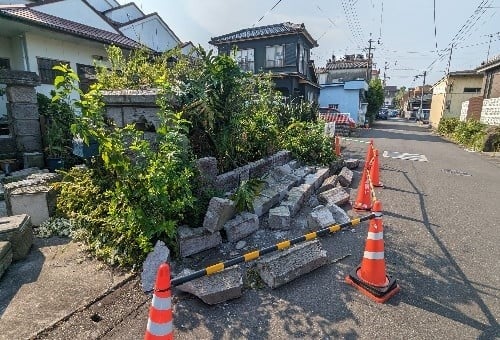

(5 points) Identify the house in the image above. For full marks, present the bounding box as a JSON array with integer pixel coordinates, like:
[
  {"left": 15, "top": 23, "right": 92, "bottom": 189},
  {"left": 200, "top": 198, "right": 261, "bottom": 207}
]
[
  {"left": 318, "top": 80, "right": 368, "bottom": 125},
  {"left": 475, "top": 54, "right": 500, "bottom": 126},
  {"left": 383, "top": 85, "right": 398, "bottom": 108},
  {"left": 429, "top": 71, "right": 483, "bottom": 128},
  {"left": 317, "top": 54, "right": 369, "bottom": 84},
  {"left": 209, "top": 22, "right": 320, "bottom": 103}
]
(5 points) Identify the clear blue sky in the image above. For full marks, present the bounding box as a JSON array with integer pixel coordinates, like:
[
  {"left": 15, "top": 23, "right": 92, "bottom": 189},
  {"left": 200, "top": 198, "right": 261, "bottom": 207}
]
[{"left": 121, "top": 0, "right": 500, "bottom": 88}]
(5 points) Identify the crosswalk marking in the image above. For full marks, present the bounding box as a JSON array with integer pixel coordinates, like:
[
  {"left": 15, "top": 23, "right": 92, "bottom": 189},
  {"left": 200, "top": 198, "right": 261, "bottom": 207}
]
[{"left": 382, "top": 151, "right": 428, "bottom": 162}]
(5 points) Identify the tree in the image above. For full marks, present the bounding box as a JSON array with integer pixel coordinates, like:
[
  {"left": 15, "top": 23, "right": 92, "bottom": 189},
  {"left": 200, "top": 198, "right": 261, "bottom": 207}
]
[
  {"left": 393, "top": 86, "right": 407, "bottom": 110},
  {"left": 366, "top": 78, "right": 384, "bottom": 123}
]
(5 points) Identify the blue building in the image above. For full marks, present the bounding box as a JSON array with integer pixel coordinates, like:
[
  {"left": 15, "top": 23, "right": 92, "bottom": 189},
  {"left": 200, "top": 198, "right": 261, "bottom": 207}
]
[{"left": 318, "top": 80, "right": 368, "bottom": 124}]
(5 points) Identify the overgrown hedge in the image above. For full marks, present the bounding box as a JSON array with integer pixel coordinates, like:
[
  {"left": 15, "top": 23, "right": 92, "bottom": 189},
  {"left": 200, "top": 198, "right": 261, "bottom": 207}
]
[{"left": 437, "top": 117, "right": 500, "bottom": 152}]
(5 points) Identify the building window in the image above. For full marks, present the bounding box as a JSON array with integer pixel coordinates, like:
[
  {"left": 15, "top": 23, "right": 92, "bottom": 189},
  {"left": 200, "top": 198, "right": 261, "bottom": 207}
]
[
  {"left": 328, "top": 104, "right": 339, "bottom": 109},
  {"left": 37, "top": 57, "right": 69, "bottom": 84},
  {"left": 266, "top": 45, "right": 284, "bottom": 68},
  {"left": 0, "top": 58, "right": 10, "bottom": 70},
  {"left": 234, "top": 48, "right": 255, "bottom": 72},
  {"left": 463, "top": 87, "right": 481, "bottom": 93}
]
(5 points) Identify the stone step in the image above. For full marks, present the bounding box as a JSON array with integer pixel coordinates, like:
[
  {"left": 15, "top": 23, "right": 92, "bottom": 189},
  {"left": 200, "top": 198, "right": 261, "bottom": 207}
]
[
  {"left": 0, "top": 241, "right": 12, "bottom": 279},
  {"left": 256, "top": 239, "right": 328, "bottom": 289},
  {"left": 176, "top": 266, "right": 243, "bottom": 305},
  {"left": 0, "top": 214, "right": 33, "bottom": 261}
]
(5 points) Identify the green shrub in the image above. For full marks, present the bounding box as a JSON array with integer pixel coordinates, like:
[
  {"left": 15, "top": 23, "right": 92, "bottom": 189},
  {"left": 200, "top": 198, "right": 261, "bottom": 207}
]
[
  {"left": 231, "top": 179, "right": 265, "bottom": 212},
  {"left": 437, "top": 117, "right": 460, "bottom": 136},
  {"left": 481, "top": 126, "right": 500, "bottom": 152},
  {"left": 452, "top": 120, "right": 485, "bottom": 149},
  {"left": 279, "top": 121, "right": 336, "bottom": 165}
]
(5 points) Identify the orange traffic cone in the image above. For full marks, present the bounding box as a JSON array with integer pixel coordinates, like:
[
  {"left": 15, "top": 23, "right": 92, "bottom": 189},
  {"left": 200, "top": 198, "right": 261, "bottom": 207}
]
[
  {"left": 335, "top": 136, "right": 341, "bottom": 157},
  {"left": 370, "top": 149, "right": 383, "bottom": 187},
  {"left": 364, "top": 139, "right": 374, "bottom": 169},
  {"left": 345, "top": 201, "right": 400, "bottom": 303},
  {"left": 353, "top": 167, "right": 373, "bottom": 211},
  {"left": 144, "top": 263, "right": 173, "bottom": 340}
]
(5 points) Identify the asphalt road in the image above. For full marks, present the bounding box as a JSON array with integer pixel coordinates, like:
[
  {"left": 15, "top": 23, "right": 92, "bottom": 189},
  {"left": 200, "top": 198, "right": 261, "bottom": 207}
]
[{"left": 39, "top": 118, "right": 500, "bottom": 339}]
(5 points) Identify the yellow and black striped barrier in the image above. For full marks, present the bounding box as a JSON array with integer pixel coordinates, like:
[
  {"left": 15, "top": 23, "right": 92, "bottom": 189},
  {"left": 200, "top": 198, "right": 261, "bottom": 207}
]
[{"left": 170, "top": 213, "right": 375, "bottom": 286}]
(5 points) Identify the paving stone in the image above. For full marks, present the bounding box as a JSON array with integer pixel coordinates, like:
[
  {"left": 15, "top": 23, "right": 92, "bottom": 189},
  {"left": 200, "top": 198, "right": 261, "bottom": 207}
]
[
  {"left": 177, "top": 266, "right": 243, "bottom": 305},
  {"left": 224, "top": 212, "right": 259, "bottom": 242},
  {"left": 318, "top": 175, "right": 338, "bottom": 194},
  {"left": 0, "top": 214, "right": 33, "bottom": 261},
  {"left": 0, "top": 241, "right": 12, "bottom": 279},
  {"left": 318, "top": 187, "right": 350, "bottom": 206},
  {"left": 337, "top": 167, "right": 354, "bottom": 187},
  {"left": 141, "top": 240, "right": 170, "bottom": 292},
  {"left": 268, "top": 205, "right": 291, "bottom": 230},
  {"left": 203, "top": 197, "right": 236, "bottom": 233},
  {"left": 326, "top": 204, "right": 351, "bottom": 225},
  {"left": 256, "top": 240, "right": 328, "bottom": 289},
  {"left": 178, "top": 226, "right": 222, "bottom": 257},
  {"left": 345, "top": 158, "right": 360, "bottom": 170},
  {"left": 308, "top": 205, "right": 335, "bottom": 230}
]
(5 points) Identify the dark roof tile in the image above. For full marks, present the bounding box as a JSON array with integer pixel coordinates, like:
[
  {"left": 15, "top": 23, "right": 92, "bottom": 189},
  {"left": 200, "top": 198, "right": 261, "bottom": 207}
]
[{"left": 0, "top": 6, "right": 143, "bottom": 50}]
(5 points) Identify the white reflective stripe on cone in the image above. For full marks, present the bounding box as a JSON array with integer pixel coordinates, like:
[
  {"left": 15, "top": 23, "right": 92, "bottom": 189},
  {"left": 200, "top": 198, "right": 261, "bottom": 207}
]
[
  {"left": 367, "top": 231, "right": 383, "bottom": 240},
  {"left": 363, "top": 251, "right": 384, "bottom": 260},
  {"left": 146, "top": 319, "right": 173, "bottom": 336},
  {"left": 151, "top": 295, "right": 171, "bottom": 310}
]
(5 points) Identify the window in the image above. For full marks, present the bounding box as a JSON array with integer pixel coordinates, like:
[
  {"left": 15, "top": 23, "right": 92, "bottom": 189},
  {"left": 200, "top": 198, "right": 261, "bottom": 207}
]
[
  {"left": 37, "top": 57, "right": 69, "bottom": 84},
  {"left": 328, "top": 104, "right": 339, "bottom": 109},
  {"left": 298, "top": 45, "right": 307, "bottom": 74},
  {"left": 463, "top": 87, "right": 481, "bottom": 93},
  {"left": 0, "top": 58, "right": 10, "bottom": 70},
  {"left": 266, "top": 45, "right": 284, "bottom": 68},
  {"left": 234, "top": 48, "right": 254, "bottom": 72}
]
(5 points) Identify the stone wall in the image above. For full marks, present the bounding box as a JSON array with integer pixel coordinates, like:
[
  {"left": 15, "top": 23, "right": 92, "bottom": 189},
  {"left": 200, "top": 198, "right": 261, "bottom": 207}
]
[{"left": 480, "top": 97, "right": 500, "bottom": 126}]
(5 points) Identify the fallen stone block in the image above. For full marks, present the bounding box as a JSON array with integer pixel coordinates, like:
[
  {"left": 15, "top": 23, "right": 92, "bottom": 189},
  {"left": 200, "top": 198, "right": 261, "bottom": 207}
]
[
  {"left": 252, "top": 188, "right": 280, "bottom": 217},
  {"left": 215, "top": 171, "right": 240, "bottom": 193},
  {"left": 304, "top": 167, "right": 330, "bottom": 190},
  {"left": 0, "top": 214, "right": 33, "bottom": 261},
  {"left": 177, "top": 266, "right": 243, "bottom": 305},
  {"left": 203, "top": 197, "right": 236, "bottom": 233},
  {"left": 308, "top": 205, "right": 335, "bottom": 230},
  {"left": 329, "top": 159, "right": 345, "bottom": 175},
  {"left": 224, "top": 212, "right": 259, "bottom": 242},
  {"left": 9, "top": 185, "right": 56, "bottom": 226},
  {"left": 318, "top": 175, "right": 338, "bottom": 194},
  {"left": 141, "top": 240, "right": 171, "bottom": 292},
  {"left": 337, "top": 167, "right": 354, "bottom": 187},
  {"left": 326, "top": 204, "right": 351, "bottom": 225},
  {"left": 0, "top": 241, "right": 12, "bottom": 279},
  {"left": 286, "top": 160, "right": 300, "bottom": 170},
  {"left": 345, "top": 158, "right": 360, "bottom": 170},
  {"left": 178, "top": 226, "right": 222, "bottom": 257},
  {"left": 294, "top": 166, "right": 316, "bottom": 179},
  {"left": 268, "top": 206, "right": 291, "bottom": 230},
  {"left": 281, "top": 191, "right": 303, "bottom": 217},
  {"left": 1, "top": 167, "right": 46, "bottom": 184},
  {"left": 256, "top": 240, "right": 328, "bottom": 289},
  {"left": 318, "top": 187, "right": 350, "bottom": 206}
]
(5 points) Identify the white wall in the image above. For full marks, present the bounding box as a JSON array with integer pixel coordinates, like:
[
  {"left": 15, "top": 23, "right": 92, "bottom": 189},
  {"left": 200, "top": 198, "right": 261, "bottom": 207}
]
[
  {"left": 24, "top": 32, "right": 108, "bottom": 97},
  {"left": 0, "top": 36, "right": 14, "bottom": 118},
  {"left": 120, "top": 15, "right": 179, "bottom": 52},
  {"left": 86, "top": 0, "right": 120, "bottom": 12},
  {"left": 104, "top": 4, "right": 143, "bottom": 23},
  {"left": 32, "top": 0, "right": 119, "bottom": 33}
]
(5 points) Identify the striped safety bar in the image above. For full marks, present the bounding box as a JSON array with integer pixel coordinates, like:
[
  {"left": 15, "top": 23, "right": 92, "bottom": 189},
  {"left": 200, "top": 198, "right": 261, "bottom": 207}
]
[{"left": 170, "top": 213, "right": 376, "bottom": 286}]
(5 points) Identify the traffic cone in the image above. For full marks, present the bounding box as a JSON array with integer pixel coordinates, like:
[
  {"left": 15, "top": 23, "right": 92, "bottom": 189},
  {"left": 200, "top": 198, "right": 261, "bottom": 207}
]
[
  {"left": 352, "top": 167, "right": 373, "bottom": 211},
  {"left": 370, "top": 149, "right": 383, "bottom": 187},
  {"left": 335, "top": 136, "right": 341, "bottom": 157},
  {"left": 345, "top": 201, "right": 400, "bottom": 303},
  {"left": 364, "top": 139, "right": 374, "bottom": 169},
  {"left": 144, "top": 263, "right": 173, "bottom": 340}
]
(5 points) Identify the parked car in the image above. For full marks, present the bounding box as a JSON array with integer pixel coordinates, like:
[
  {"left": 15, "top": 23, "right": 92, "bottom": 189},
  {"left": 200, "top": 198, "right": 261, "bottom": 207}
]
[{"left": 376, "top": 109, "right": 388, "bottom": 120}]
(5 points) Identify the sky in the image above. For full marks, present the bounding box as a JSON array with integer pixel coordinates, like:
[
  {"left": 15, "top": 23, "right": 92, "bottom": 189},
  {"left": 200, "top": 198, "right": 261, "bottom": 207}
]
[{"left": 119, "top": 0, "right": 500, "bottom": 88}]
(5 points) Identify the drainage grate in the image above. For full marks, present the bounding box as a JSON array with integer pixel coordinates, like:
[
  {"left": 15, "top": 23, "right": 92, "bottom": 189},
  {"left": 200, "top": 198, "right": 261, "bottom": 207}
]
[{"left": 441, "top": 169, "right": 471, "bottom": 176}]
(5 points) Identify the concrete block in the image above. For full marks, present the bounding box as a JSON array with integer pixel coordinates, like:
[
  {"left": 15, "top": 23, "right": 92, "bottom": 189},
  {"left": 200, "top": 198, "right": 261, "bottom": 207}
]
[
  {"left": 178, "top": 226, "right": 222, "bottom": 257},
  {"left": 294, "top": 166, "right": 316, "bottom": 178},
  {"left": 345, "top": 158, "right": 360, "bottom": 170},
  {"left": 318, "top": 175, "right": 338, "bottom": 194},
  {"left": 2, "top": 167, "right": 46, "bottom": 184},
  {"left": 0, "top": 241, "right": 13, "bottom": 279},
  {"left": 287, "top": 160, "right": 300, "bottom": 170},
  {"left": 318, "top": 187, "right": 350, "bottom": 206},
  {"left": 338, "top": 167, "right": 354, "bottom": 187},
  {"left": 196, "top": 157, "right": 218, "bottom": 187},
  {"left": 268, "top": 206, "right": 291, "bottom": 230},
  {"left": 10, "top": 185, "right": 56, "bottom": 226},
  {"left": 256, "top": 240, "right": 328, "bottom": 289},
  {"left": 177, "top": 266, "right": 243, "bottom": 305},
  {"left": 329, "top": 159, "right": 345, "bottom": 174},
  {"left": 7, "top": 103, "right": 39, "bottom": 120},
  {"left": 308, "top": 205, "right": 335, "bottom": 230},
  {"left": 224, "top": 212, "right": 259, "bottom": 242},
  {"left": 6, "top": 85, "right": 37, "bottom": 103},
  {"left": 141, "top": 240, "right": 170, "bottom": 292},
  {"left": 304, "top": 167, "right": 330, "bottom": 190},
  {"left": 203, "top": 197, "right": 236, "bottom": 233},
  {"left": 215, "top": 171, "right": 240, "bottom": 193},
  {"left": 0, "top": 214, "right": 33, "bottom": 261},
  {"left": 252, "top": 188, "right": 280, "bottom": 217},
  {"left": 15, "top": 135, "right": 43, "bottom": 153},
  {"left": 326, "top": 204, "right": 351, "bottom": 225}
]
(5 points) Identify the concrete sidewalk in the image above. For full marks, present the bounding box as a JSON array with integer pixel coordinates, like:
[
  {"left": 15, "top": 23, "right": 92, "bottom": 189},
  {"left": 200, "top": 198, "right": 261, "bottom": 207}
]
[{"left": 0, "top": 227, "right": 132, "bottom": 340}]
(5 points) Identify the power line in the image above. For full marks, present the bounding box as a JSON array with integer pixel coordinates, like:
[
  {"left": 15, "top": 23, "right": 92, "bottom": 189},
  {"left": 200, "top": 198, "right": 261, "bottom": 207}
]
[{"left": 252, "top": 0, "right": 284, "bottom": 27}]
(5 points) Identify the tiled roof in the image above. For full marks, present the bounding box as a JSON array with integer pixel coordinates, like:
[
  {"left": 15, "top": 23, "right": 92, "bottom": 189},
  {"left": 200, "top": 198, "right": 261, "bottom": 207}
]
[
  {"left": 0, "top": 6, "right": 144, "bottom": 50},
  {"left": 210, "top": 22, "right": 318, "bottom": 47},
  {"left": 476, "top": 54, "right": 500, "bottom": 72},
  {"left": 322, "top": 60, "right": 368, "bottom": 71}
]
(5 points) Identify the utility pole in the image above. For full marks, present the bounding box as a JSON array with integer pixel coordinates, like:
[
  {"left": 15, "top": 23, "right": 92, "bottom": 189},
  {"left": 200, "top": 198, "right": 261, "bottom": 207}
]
[
  {"left": 440, "top": 44, "right": 454, "bottom": 118},
  {"left": 419, "top": 70, "right": 427, "bottom": 117},
  {"left": 486, "top": 34, "right": 493, "bottom": 62},
  {"left": 367, "top": 38, "right": 374, "bottom": 81},
  {"left": 383, "top": 61, "right": 389, "bottom": 86}
]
